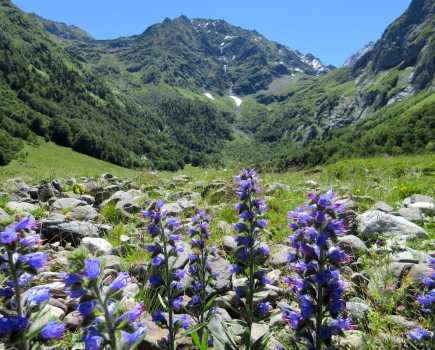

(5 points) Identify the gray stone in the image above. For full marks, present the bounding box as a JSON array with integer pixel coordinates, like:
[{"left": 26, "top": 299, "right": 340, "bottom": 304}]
[
  {"left": 398, "top": 207, "right": 424, "bottom": 222},
  {"left": 0, "top": 208, "right": 10, "bottom": 222},
  {"left": 29, "top": 305, "right": 65, "bottom": 334},
  {"left": 217, "top": 221, "right": 234, "bottom": 235},
  {"left": 162, "top": 202, "right": 182, "bottom": 216},
  {"left": 409, "top": 202, "right": 435, "bottom": 215},
  {"left": 270, "top": 244, "right": 293, "bottom": 267},
  {"left": 387, "top": 315, "right": 418, "bottom": 330},
  {"left": 340, "top": 330, "right": 364, "bottom": 349},
  {"left": 338, "top": 235, "right": 368, "bottom": 256},
  {"left": 71, "top": 205, "right": 98, "bottom": 221},
  {"left": 402, "top": 194, "right": 434, "bottom": 207},
  {"left": 346, "top": 301, "right": 369, "bottom": 320},
  {"left": 52, "top": 198, "right": 85, "bottom": 211},
  {"left": 63, "top": 310, "right": 84, "bottom": 329},
  {"left": 223, "top": 235, "right": 237, "bottom": 252},
  {"left": 407, "top": 263, "right": 432, "bottom": 285},
  {"left": 170, "top": 244, "right": 191, "bottom": 270},
  {"left": 38, "top": 183, "right": 55, "bottom": 202},
  {"left": 42, "top": 220, "right": 99, "bottom": 245},
  {"left": 6, "top": 201, "right": 36, "bottom": 213},
  {"left": 209, "top": 256, "right": 232, "bottom": 292},
  {"left": 357, "top": 210, "right": 427, "bottom": 239},
  {"left": 82, "top": 237, "right": 113, "bottom": 255},
  {"left": 84, "top": 180, "right": 101, "bottom": 194},
  {"left": 373, "top": 201, "right": 393, "bottom": 213},
  {"left": 102, "top": 255, "right": 122, "bottom": 270},
  {"left": 79, "top": 195, "right": 95, "bottom": 205}
]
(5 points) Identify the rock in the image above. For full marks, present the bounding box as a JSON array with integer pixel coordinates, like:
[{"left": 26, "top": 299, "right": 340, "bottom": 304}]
[
  {"left": 29, "top": 304, "right": 65, "bottom": 334},
  {"left": 71, "top": 205, "right": 98, "bottom": 221},
  {"left": 373, "top": 201, "right": 393, "bottom": 213},
  {"left": 270, "top": 311, "right": 285, "bottom": 327},
  {"left": 101, "top": 173, "right": 114, "bottom": 180},
  {"left": 223, "top": 235, "right": 237, "bottom": 252},
  {"left": 406, "top": 263, "right": 432, "bottom": 286},
  {"left": 169, "top": 244, "right": 191, "bottom": 270},
  {"left": 102, "top": 255, "right": 122, "bottom": 270},
  {"left": 64, "top": 310, "right": 84, "bottom": 329},
  {"left": 52, "top": 198, "right": 85, "bottom": 211},
  {"left": 270, "top": 244, "right": 293, "bottom": 268},
  {"left": 340, "top": 330, "right": 364, "bottom": 349},
  {"left": 38, "top": 183, "right": 56, "bottom": 202},
  {"left": 162, "top": 202, "right": 182, "bottom": 216},
  {"left": 337, "top": 235, "right": 368, "bottom": 257},
  {"left": 82, "top": 237, "right": 113, "bottom": 256},
  {"left": 402, "top": 194, "right": 434, "bottom": 207},
  {"left": 409, "top": 202, "right": 435, "bottom": 215},
  {"left": 84, "top": 180, "right": 101, "bottom": 194},
  {"left": 398, "top": 207, "right": 424, "bottom": 222},
  {"left": 251, "top": 323, "right": 269, "bottom": 342},
  {"left": 208, "top": 314, "right": 243, "bottom": 350},
  {"left": 0, "top": 208, "right": 10, "bottom": 222},
  {"left": 79, "top": 195, "right": 95, "bottom": 205},
  {"left": 346, "top": 301, "right": 369, "bottom": 321},
  {"left": 42, "top": 220, "right": 100, "bottom": 245},
  {"left": 357, "top": 210, "right": 427, "bottom": 239},
  {"left": 209, "top": 256, "right": 232, "bottom": 292},
  {"left": 5, "top": 201, "right": 36, "bottom": 213},
  {"left": 387, "top": 315, "right": 418, "bottom": 330}
]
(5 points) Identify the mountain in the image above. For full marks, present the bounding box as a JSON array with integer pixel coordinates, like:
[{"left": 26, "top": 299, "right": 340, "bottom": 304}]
[
  {"left": 0, "top": 0, "right": 433, "bottom": 171},
  {"left": 0, "top": 0, "right": 234, "bottom": 170},
  {"left": 30, "top": 13, "right": 94, "bottom": 42},
  {"left": 344, "top": 42, "right": 375, "bottom": 67},
  {"left": 49, "top": 15, "right": 331, "bottom": 96},
  {"left": 232, "top": 0, "right": 434, "bottom": 168}
]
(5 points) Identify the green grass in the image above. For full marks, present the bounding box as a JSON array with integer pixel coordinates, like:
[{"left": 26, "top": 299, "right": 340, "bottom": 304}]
[{"left": 0, "top": 141, "right": 139, "bottom": 183}]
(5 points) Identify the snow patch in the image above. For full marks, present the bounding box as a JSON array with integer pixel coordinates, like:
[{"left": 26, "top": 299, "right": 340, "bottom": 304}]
[
  {"left": 203, "top": 92, "right": 215, "bottom": 100},
  {"left": 229, "top": 95, "right": 242, "bottom": 107}
]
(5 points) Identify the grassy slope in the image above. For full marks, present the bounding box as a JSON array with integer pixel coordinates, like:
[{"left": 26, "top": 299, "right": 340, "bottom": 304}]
[{"left": 0, "top": 142, "right": 138, "bottom": 183}]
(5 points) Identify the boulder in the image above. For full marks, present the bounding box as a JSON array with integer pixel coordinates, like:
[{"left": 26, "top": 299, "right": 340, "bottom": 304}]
[
  {"left": 209, "top": 256, "right": 232, "bottom": 292},
  {"left": 346, "top": 300, "right": 369, "bottom": 321},
  {"left": 52, "top": 198, "right": 85, "bottom": 211},
  {"left": 408, "top": 202, "right": 435, "bottom": 215},
  {"left": 270, "top": 244, "right": 293, "bottom": 268},
  {"left": 38, "top": 183, "right": 56, "bottom": 202},
  {"left": 0, "top": 208, "right": 10, "bottom": 222},
  {"left": 398, "top": 207, "right": 424, "bottom": 222},
  {"left": 71, "top": 205, "right": 98, "bottom": 221},
  {"left": 29, "top": 304, "right": 65, "bottom": 334},
  {"left": 42, "top": 220, "right": 99, "bottom": 245},
  {"left": 162, "top": 202, "right": 183, "bottom": 216},
  {"left": 5, "top": 201, "right": 36, "bottom": 213},
  {"left": 357, "top": 210, "right": 427, "bottom": 239},
  {"left": 337, "top": 235, "right": 368, "bottom": 257},
  {"left": 82, "top": 237, "right": 113, "bottom": 256},
  {"left": 373, "top": 201, "right": 393, "bottom": 213},
  {"left": 402, "top": 194, "right": 434, "bottom": 207},
  {"left": 223, "top": 235, "right": 237, "bottom": 252}
]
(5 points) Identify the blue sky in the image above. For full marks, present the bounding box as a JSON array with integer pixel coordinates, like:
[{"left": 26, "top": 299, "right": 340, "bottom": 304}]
[{"left": 13, "top": 0, "right": 411, "bottom": 66}]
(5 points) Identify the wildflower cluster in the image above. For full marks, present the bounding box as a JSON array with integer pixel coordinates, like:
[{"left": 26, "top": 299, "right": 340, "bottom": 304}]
[
  {"left": 283, "top": 191, "right": 352, "bottom": 350},
  {"left": 232, "top": 169, "right": 270, "bottom": 349},
  {"left": 143, "top": 200, "right": 191, "bottom": 350},
  {"left": 187, "top": 209, "right": 216, "bottom": 345},
  {"left": 408, "top": 256, "right": 434, "bottom": 344},
  {"left": 64, "top": 257, "right": 146, "bottom": 350},
  {"left": 0, "top": 217, "right": 64, "bottom": 349}
]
